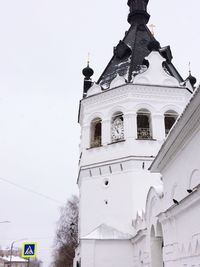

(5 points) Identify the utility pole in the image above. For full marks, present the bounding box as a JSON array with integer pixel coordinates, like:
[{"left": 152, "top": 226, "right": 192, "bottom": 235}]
[{"left": 9, "top": 238, "right": 27, "bottom": 267}]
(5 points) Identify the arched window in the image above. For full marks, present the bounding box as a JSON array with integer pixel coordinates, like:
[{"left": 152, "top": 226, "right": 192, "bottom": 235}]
[
  {"left": 164, "top": 110, "right": 178, "bottom": 136},
  {"left": 137, "top": 109, "right": 152, "bottom": 139},
  {"left": 90, "top": 118, "right": 102, "bottom": 148},
  {"left": 111, "top": 112, "right": 124, "bottom": 142}
]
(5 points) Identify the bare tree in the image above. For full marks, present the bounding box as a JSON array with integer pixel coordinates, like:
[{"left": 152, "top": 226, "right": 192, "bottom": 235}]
[{"left": 52, "top": 195, "right": 79, "bottom": 267}]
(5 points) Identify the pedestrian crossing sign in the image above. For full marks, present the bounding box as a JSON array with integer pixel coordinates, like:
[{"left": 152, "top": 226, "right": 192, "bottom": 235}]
[{"left": 22, "top": 242, "right": 37, "bottom": 258}]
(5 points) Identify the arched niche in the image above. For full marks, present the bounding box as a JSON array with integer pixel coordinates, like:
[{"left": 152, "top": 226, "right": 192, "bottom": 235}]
[
  {"left": 164, "top": 110, "right": 178, "bottom": 136},
  {"left": 90, "top": 117, "right": 102, "bottom": 148},
  {"left": 137, "top": 109, "right": 152, "bottom": 139}
]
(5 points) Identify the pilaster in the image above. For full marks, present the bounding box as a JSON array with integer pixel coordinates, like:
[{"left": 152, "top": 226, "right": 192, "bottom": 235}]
[
  {"left": 151, "top": 114, "right": 165, "bottom": 141},
  {"left": 124, "top": 113, "right": 137, "bottom": 139},
  {"left": 102, "top": 119, "right": 111, "bottom": 145}
]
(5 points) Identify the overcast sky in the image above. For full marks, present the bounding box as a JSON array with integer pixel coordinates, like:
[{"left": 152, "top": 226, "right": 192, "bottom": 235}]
[{"left": 0, "top": 0, "right": 199, "bottom": 266}]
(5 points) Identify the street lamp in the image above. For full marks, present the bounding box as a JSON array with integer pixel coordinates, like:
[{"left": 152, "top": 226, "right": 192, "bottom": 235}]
[{"left": 9, "top": 238, "right": 27, "bottom": 267}]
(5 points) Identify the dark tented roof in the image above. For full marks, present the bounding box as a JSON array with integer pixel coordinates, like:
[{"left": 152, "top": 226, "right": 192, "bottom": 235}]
[{"left": 97, "top": 0, "right": 183, "bottom": 88}]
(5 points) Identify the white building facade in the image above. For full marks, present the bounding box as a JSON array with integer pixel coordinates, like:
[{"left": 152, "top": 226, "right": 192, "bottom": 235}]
[{"left": 74, "top": 1, "right": 199, "bottom": 266}]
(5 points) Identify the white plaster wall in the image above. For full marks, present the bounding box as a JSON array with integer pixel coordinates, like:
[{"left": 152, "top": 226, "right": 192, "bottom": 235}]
[
  {"left": 81, "top": 240, "right": 133, "bottom": 267},
  {"left": 161, "top": 123, "right": 200, "bottom": 210},
  {"left": 80, "top": 240, "right": 95, "bottom": 267},
  {"left": 159, "top": 197, "right": 200, "bottom": 267},
  {"left": 131, "top": 235, "right": 150, "bottom": 266},
  {"left": 149, "top": 109, "right": 200, "bottom": 266},
  {"left": 79, "top": 170, "right": 134, "bottom": 237},
  {"left": 79, "top": 162, "right": 161, "bottom": 237}
]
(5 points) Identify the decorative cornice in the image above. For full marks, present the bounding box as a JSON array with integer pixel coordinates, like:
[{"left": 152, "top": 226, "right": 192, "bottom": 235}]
[
  {"left": 77, "top": 155, "right": 154, "bottom": 184},
  {"left": 81, "top": 84, "right": 189, "bottom": 109},
  {"left": 80, "top": 155, "right": 154, "bottom": 170}
]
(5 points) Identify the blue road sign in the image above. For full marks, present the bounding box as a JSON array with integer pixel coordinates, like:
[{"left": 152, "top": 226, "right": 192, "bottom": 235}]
[{"left": 22, "top": 242, "right": 37, "bottom": 258}]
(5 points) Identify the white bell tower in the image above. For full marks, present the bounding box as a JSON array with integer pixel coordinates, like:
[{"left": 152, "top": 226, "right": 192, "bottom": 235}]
[{"left": 76, "top": 1, "right": 193, "bottom": 266}]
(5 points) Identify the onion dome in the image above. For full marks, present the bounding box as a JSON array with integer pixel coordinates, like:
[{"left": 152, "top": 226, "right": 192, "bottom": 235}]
[
  {"left": 187, "top": 73, "right": 197, "bottom": 87},
  {"left": 82, "top": 62, "right": 94, "bottom": 98},
  {"left": 82, "top": 63, "right": 94, "bottom": 79}
]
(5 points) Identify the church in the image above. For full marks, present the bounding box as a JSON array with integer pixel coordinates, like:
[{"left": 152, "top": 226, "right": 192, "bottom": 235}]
[{"left": 74, "top": 0, "right": 200, "bottom": 266}]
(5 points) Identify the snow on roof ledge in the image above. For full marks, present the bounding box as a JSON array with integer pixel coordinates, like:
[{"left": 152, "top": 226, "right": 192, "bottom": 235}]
[
  {"left": 154, "top": 184, "right": 164, "bottom": 198},
  {"left": 133, "top": 51, "right": 180, "bottom": 87},
  {"left": 1, "top": 256, "right": 28, "bottom": 262},
  {"left": 81, "top": 224, "right": 133, "bottom": 240},
  {"left": 110, "top": 74, "right": 126, "bottom": 89}
]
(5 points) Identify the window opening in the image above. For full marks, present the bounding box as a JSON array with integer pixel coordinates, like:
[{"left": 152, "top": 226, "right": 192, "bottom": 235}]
[
  {"left": 120, "top": 163, "right": 123, "bottom": 171},
  {"left": 137, "top": 109, "right": 152, "bottom": 139},
  {"left": 109, "top": 166, "right": 112, "bottom": 173},
  {"left": 90, "top": 118, "right": 102, "bottom": 148},
  {"left": 164, "top": 110, "right": 178, "bottom": 136},
  {"left": 104, "top": 179, "right": 109, "bottom": 186}
]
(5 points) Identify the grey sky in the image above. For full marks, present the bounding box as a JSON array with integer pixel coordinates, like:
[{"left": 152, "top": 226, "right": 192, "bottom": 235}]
[{"left": 0, "top": 0, "right": 199, "bottom": 266}]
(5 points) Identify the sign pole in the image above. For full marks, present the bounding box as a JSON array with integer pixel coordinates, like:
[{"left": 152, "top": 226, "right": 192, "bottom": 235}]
[{"left": 27, "top": 258, "right": 30, "bottom": 267}]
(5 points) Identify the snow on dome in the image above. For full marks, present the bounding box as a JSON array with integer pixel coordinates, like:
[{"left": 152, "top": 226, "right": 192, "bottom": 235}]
[{"left": 110, "top": 74, "right": 126, "bottom": 89}]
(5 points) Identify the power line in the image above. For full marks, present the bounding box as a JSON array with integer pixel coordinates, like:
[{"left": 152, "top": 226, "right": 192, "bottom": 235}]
[
  {"left": 0, "top": 236, "right": 54, "bottom": 241},
  {"left": 0, "top": 176, "right": 64, "bottom": 205}
]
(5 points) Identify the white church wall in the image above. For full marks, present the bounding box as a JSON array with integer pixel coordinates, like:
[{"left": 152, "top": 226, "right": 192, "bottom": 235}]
[
  {"left": 80, "top": 240, "right": 95, "bottom": 267},
  {"left": 149, "top": 88, "right": 200, "bottom": 267},
  {"left": 131, "top": 231, "right": 150, "bottom": 266},
  {"left": 79, "top": 158, "right": 161, "bottom": 237},
  {"left": 79, "top": 170, "right": 134, "bottom": 236},
  {"left": 160, "top": 121, "right": 200, "bottom": 211},
  {"left": 158, "top": 196, "right": 200, "bottom": 267},
  {"left": 81, "top": 240, "right": 134, "bottom": 267},
  {"left": 78, "top": 82, "right": 190, "bottom": 244}
]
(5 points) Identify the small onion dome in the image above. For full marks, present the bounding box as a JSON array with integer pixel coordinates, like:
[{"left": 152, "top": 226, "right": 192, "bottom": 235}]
[
  {"left": 147, "top": 40, "right": 160, "bottom": 52},
  {"left": 82, "top": 64, "right": 94, "bottom": 79},
  {"left": 187, "top": 73, "right": 197, "bottom": 87}
]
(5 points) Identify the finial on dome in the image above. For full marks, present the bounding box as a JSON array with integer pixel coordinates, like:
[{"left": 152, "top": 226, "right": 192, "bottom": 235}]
[
  {"left": 127, "top": 0, "right": 150, "bottom": 25},
  {"left": 189, "top": 62, "right": 191, "bottom": 76}
]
